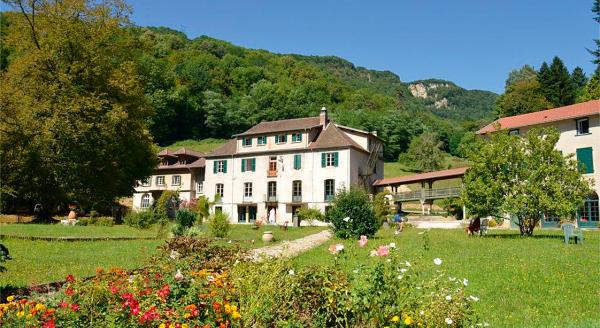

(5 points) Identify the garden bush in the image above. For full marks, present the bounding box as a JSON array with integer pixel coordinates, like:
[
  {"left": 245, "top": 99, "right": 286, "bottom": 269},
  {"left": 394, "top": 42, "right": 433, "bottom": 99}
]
[
  {"left": 154, "top": 190, "right": 179, "bottom": 222},
  {"left": 76, "top": 216, "right": 115, "bottom": 226},
  {"left": 327, "top": 187, "right": 381, "bottom": 239},
  {"left": 209, "top": 212, "right": 231, "bottom": 238},
  {"left": 123, "top": 210, "right": 158, "bottom": 229},
  {"left": 296, "top": 207, "right": 324, "bottom": 226},
  {"left": 171, "top": 209, "right": 197, "bottom": 236},
  {"left": 373, "top": 190, "right": 392, "bottom": 224}
]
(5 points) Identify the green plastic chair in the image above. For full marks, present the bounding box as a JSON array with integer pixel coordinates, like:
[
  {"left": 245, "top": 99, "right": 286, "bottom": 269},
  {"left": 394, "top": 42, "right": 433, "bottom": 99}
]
[{"left": 561, "top": 223, "right": 584, "bottom": 244}]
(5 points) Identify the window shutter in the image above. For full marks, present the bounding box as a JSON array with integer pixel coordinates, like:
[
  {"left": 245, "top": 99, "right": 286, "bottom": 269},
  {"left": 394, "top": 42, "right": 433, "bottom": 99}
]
[
  {"left": 333, "top": 152, "right": 339, "bottom": 167},
  {"left": 294, "top": 154, "right": 301, "bottom": 170},
  {"left": 251, "top": 158, "right": 256, "bottom": 171},
  {"left": 223, "top": 160, "right": 228, "bottom": 173},
  {"left": 213, "top": 161, "right": 217, "bottom": 174},
  {"left": 241, "top": 159, "right": 246, "bottom": 172},
  {"left": 576, "top": 147, "right": 594, "bottom": 174},
  {"left": 283, "top": 134, "right": 287, "bottom": 143},
  {"left": 321, "top": 153, "right": 326, "bottom": 167}
]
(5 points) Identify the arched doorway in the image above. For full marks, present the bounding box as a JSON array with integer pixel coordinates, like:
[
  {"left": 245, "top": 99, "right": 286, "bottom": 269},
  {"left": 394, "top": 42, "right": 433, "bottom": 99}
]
[{"left": 578, "top": 191, "right": 599, "bottom": 228}]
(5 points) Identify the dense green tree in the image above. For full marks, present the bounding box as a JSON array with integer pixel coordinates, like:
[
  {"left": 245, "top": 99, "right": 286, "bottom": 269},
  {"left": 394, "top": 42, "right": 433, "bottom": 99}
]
[
  {"left": 588, "top": 0, "right": 600, "bottom": 64},
  {"left": 571, "top": 67, "right": 588, "bottom": 89},
  {"left": 0, "top": 0, "right": 156, "bottom": 214},
  {"left": 538, "top": 57, "right": 577, "bottom": 107},
  {"left": 495, "top": 77, "right": 551, "bottom": 117},
  {"left": 404, "top": 132, "right": 445, "bottom": 172},
  {"left": 579, "top": 66, "right": 600, "bottom": 101},
  {"left": 505, "top": 65, "right": 537, "bottom": 88},
  {"left": 462, "top": 128, "right": 590, "bottom": 236}
]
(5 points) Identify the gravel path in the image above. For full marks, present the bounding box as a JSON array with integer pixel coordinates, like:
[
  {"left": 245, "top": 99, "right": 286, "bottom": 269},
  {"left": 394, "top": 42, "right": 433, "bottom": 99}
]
[{"left": 249, "top": 230, "right": 332, "bottom": 262}]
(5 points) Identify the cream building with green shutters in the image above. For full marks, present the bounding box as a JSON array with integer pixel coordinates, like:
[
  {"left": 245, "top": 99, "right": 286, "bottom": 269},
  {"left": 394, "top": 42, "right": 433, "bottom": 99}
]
[
  {"left": 203, "top": 108, "right": 384, "bottom": 225},
  {"left": 478, "top": 100, "right": 600, "bottom": 228}
]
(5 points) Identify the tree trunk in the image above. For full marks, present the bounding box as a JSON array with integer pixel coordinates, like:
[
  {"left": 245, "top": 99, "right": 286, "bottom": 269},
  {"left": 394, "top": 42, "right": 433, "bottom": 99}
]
[{"left": 519, "top": 217, "right": 538, "bottom": 236}]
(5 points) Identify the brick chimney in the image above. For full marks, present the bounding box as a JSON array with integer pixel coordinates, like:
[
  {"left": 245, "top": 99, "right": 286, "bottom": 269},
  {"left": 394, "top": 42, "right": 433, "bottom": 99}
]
[{"left": 320, "top": 107, "right": 328, "bottom": 127}]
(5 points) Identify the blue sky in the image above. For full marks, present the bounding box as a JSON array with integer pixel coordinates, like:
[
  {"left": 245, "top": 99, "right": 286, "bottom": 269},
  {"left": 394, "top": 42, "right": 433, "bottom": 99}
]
[{"left": 128, "top": 0, "right": 598, "bottom": 93}]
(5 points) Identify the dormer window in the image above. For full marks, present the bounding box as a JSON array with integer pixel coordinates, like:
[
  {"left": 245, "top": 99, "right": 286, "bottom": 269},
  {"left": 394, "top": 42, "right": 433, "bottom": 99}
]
[
  {"left": 291, "top": 133, "right": 302, "bottom": 142},
  {"left": 576, "top": 118, "right": 590, "bottom": 135},
  {"left": 242, "top": 137, "right": 252, "bottom": 147},
  {"left": 257, "top": 136, "right": 267, "bottom": 146}
]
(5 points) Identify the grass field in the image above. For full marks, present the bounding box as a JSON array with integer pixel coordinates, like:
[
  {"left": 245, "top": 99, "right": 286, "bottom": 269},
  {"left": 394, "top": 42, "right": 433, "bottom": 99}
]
[
  {"left": 384, "top": 155, "right": 470, "bottom": 179},
  {"left": 0, "top": 224, "right": 162, "bottom": 238},
  {"left": 292, "top": 228, "right": 600, "bottom": 328},
  {"left": 162, "top": 138, "right": 227, "bottom": 153}
]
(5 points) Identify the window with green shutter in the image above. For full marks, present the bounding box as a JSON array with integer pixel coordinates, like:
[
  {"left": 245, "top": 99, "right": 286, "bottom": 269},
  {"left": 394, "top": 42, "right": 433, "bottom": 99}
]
[
  {"left": 321, "top": 153, "right": 326, "bottom": 167},
  {"left": 251, "top": 158, "right": 256, "bottom": 172},
  {"left": 294, "top": 154, "right": 301, "bottom": 170},
  {"left": 323, "top": 152, "right": 339, "bottom": 167},
  {"left": 576, "top": 147, "right": 594, "bottom": 174},
  {"left": 213, "top": 161, "right": 217, "bottom": 174},
  {"left": 292, "top": 133, "right": 302, "bottom": 142},
  {"left": 223, "top": 160, "right": 227, "bottom": 173},
  {"left": 241, "top": 159, "right": 246, "bottom": 172}
]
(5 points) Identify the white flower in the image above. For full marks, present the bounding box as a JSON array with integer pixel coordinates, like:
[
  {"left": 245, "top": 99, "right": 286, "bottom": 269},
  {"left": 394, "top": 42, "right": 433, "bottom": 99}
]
[
  {"left": 419, "top": 310, "right": 424, "bottom": 315},
  {"left": 445, "top": 295, "right": 452, "bottom": 301},
  {"left": 463, "top": 278, "right": 469, "bottom": 286},
  {"left": 415, "top": 286, "right": 421, "bottom": 290},
  {"left": 343, "top": 216, "right": 350, "bottom": 222},
  {"left": 169, "top": 250, "right": 180, "bottom": 259},
  {"left": 388, "top": 242, "right": 396, "bottom": 249},
  {"left": 417, "top": 231, "right": 425, "bottom": 235},
  {"left": 227, "top": 240, "right": 232, "bottom": 244},
  {"left": 128, "top": 275, "right": 135, "bottom": 283},
  {"left": 370, "top": 250, "right": 378, "bottom": 257},
  {"left": 386, "top": 259, "right": 391, "bottom": 262},
  {"left": 394, "top": 230, "right": 400, "bottom": 235},
  {"left": 400, "top": 268, "right": 408, "bottom": 273},
  {"left": 335, "top": 244, "right": 345, "bottom": 252},
  {"left": 469, "top": 295, "right": 480, "bottom": 302},
  {"left": 405, "top": 261, "right": 411, "bottom": 267},
  {"left": 483, "top": 322, "right": 489, "bottom": 327},
  {"left": 397, "top": 275, "right": 403, "bottom": 280},
  {"left": 288, "top": 269, "right": 295, "bottom": 276},
  {"left": 433, "top": 258, "right": 442, "bottom": 265},
  {"left": 445, "top": 317, "right": 453, "bottom": 325},
  {"left": 449, "top": 276, "right": 456, "bottom": 282},
  {"left": 175, "top": 269, "right": 184, "bottom": 281},
  {"left": 234, "top": 260, "right": 240, "bottom": 266},
  {"left": 352, "top": 269, "right": 359, "bottom": 274}
]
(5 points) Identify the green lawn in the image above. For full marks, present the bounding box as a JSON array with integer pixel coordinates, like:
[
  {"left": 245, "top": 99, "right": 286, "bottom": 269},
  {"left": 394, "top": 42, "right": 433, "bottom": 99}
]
[
  {"left": 0, "top": 224, "right": 161, "bottom": 238},
  {"left": 162, "top": 138, "right": 227, "bottom": 153},
  {"left": 384, "top": 155, "right": 471, "bottom": 179},
  {"left": 196, "top": 224, "right": 326, "bottom": 248},
  {"left": 292, "top": 228, "right": 600, "bottom": 328}
]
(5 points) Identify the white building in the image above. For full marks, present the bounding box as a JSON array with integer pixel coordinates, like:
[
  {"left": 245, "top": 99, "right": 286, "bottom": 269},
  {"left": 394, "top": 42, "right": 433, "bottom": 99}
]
[
  {"left": 133, "top": 148, "right": 205, "bottom": 211},
  {"left": 477, "top": 100, "right": 600, "bottom": 228},
  {"left": 203, "top": 108, "right": 384, "bottom": 225}
]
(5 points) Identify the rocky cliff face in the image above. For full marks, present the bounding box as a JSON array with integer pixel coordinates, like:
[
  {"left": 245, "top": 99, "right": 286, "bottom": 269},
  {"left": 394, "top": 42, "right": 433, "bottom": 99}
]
[{"left": 408, "top": 82, "right": 452, "bottom": 108}]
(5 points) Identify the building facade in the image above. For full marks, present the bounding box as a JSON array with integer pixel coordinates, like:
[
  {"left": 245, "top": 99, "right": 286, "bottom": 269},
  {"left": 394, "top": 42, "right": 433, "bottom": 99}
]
[
  {"left": 203, "top": 108, "right": 384, "bottom": 225},
  {"left": 477, "top": 100, "right": 600, "bottom": 228},
  {"left": 133, "top": 148, "right": 205, "bottom": 211}
]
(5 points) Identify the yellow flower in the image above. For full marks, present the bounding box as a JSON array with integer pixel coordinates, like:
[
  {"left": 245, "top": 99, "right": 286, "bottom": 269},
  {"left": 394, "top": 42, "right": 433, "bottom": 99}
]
[
  {"left": 35, "top": 303, "right": 46, "bottom": 311},
  {"left": 26, "top": 314, "right": 33, "bottom": 319},
  {"left": 158, "top": 324, "right": 166, "bottom": 328},
  {"left": 6, "top": 296, "right": 14, "bottom": 302},
  {"left": 17, "top": 310, "right": 25, "bottom": 317},
  {"left": 224, "top": 304, "right": 232, "bottom": 314},
  {"left": 391, "top": 315, "right": 400, "bottom": 322},
  {"left": 231, "top": 305, "right": 238, "bottom": 312},
  {"left": 232, "top": 311, "right": 241, "bottom": 319},
  {"left": 182, "top": 324, "right": 189, "bottom": 328},
  {"left": 169, "top": 324, "right": 175, "bottom": 328},
  {"left": 403, "top": 315, "right": 414, "bottom": 325}
]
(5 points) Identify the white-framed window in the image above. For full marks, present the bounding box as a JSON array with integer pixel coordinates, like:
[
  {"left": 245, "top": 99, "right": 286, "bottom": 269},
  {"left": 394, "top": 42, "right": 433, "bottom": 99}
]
[
  {"left": 171, "top": 175, "right": 181, "bottom": 186},
  {"left": 509, "top": 129, "right": 520, "bottom": 136},
  {"left": 576, "top": 118, "right": 590, "bottom": 135},
  {"left": 196, "top": 181, "right": 203, "bottom": 194},
  {"left": 324, "top": 179, "right": 335, "bottom": 201},
  {"left": 141, "top": 194, "right": 151, "bottom": 209},
  {"left": 244, "top": 182, "right": 253, "bottom": 197},
  {"left": 242, "top": 137, "right": 252, "bottom": 147},
  {"left": 275, "top": 134, "right": 287, "bottom": 144},
  {"left": 216, "top": 183, "right": 224, "bottom": 197},
  {"left": 156, "top": 176, "right": 165, "bottom": 186},
  {"left": 293, "top": 180, "right": 302, "bottom": 197},
  {"left": 214, "top": 160, "right": 227, "bottom": 173},
  {"left": 291, "top": 133, "right": 302, "bottom": 142},
  {"left": 257, "top": 136, "right": 267, "bottom": 146},
  {"left": 141, "top": 177, "right": 151, "bottom": 187},
  {"left": 323, "top": 152, "right": 338, "bottom": 167}
]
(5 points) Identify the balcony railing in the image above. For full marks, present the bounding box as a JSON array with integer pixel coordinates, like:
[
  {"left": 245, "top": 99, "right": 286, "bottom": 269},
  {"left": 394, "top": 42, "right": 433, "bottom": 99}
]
[
  {"left": 243, "top": 196, "right": 254, "bottom": 203},
  {"left": 292, "top": 195, "right": 302, "bottom": 203},
  {"left": 325, "top": 194, "right": 334, "bottom": 202},
  {"left": 267, "top": 170, "right": 278, "bottom": 177}
]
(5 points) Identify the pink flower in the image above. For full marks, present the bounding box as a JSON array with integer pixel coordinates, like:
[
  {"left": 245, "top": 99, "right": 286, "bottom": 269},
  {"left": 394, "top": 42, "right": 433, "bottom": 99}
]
[
  {"left": 328, "top": 244, "right": 345, "bottom": 255},
  {"left": 358, "top": 235, "right": 368, "bottom": 247},
  {"left": 58, "top": 300, "right": 68, "bottom": 308},
  {"left": 64, "top": 286, "right": 73, "bottom": 296},
  {"left": 70, "top": 304, "right": 79, "bottom": 312},
  {"left": 376, "top": 245, "right": 389, "bottom": 257},
  {"left": 174, "top": 269, "right": 184, "bottom": 281}
]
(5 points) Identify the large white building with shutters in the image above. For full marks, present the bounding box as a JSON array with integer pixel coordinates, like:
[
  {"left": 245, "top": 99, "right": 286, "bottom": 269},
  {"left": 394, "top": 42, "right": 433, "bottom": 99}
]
[{"left": 202, "top": 108, "right": 384, "bottom": 225}]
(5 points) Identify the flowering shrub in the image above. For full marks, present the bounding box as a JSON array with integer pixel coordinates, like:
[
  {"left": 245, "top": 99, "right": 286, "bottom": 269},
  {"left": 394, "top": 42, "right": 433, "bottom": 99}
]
[{"left": 327, "top": 187, "right": 381, "bottom": 239}]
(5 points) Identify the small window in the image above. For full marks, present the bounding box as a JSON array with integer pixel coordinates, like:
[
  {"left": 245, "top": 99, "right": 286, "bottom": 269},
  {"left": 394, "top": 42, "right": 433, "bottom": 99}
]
[
  {"left": 156, "top": 176, "right": 165, "bottom": 186},
  {"left": 241, "top": 158, "right": 256, "bottom": 172},
  {"left": 292, "top": 180, "right": 302, "bottom": 197},
  {"left": 171, "top": 175, "right": 181, "bottom": 186},
  {"left": 291, "top": 133, "right": 302, "bottom": 143},
  {"left": 213, "top": 160, "right": 227, "bottom": 173},
  {"left": 509, "top": 129, "right": 520, "bottom": 136},
  {"left": 141, "top": 194, "right": 150, "bottom": 208},
  {"left": 268, "top": 181, "right": 277, "bottom": 198},
  {"left": 196, "top": 181, "right": 203, "bottom": 194},
  {"left": 275, "top": 134, "right": 287, "bottom": 144},
  {"left": 293, "top": 154, "right": 302, "bottom": 170},
  {"left": 322, "top": 152, "right": 339, "bottom": 167},
  {"left": 216, "top": 183, "right": 224, "bottom": 197},
  {"left": 257, "top": 136, "right": 267, "bottom": 146},
  {"left": 244, "top": 182, "right": 253, "bottom": 197},
  {"left": 242, "top": 137, "right": 252, "bottom": 147},
  {"left": 324, "top": 179, "right": 335, "bottom": 201},
  {"left": 141, "top": 177, "right": 151, "bottom": 187},
  {"left": 576, "top": 118, "right": 590, "bottom": 135}
]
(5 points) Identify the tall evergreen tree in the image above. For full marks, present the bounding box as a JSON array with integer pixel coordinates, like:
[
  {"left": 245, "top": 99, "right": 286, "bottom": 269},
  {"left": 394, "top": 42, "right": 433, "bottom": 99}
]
[
  {"left": 538, "top": 57, "right": 577, "bottom": 107},
  {"left": 571, "top": 67, "right": 588, "bottom": 89},
  {"left": 505, "top": 65, "right": 537, "bottom": 88}
]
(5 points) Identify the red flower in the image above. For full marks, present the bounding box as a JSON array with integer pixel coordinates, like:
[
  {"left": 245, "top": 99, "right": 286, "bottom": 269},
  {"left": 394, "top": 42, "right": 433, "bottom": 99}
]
[
  {"left": 71, "top": 304, "right": 79, "bottom": 312},
  {"left": 65, "top": 287, "right": 74, "bottom": 296},
  {"left": 59, "top": 300, "right": 68, "bottom": 308},
  {"left": 65, "top": 274, "right": 74, "bottom": 282},
  {"left": 43, "top": 320, "right": 56, "bottom": 328}
]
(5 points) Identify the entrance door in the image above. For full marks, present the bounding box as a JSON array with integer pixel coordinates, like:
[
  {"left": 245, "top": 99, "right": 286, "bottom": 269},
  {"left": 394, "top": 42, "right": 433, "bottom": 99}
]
[
  {"left": 238, "top": 205, "right": 258, "bottom": 223},
  {"left": 292, "top": 205, "right": 302, "bottom": 226}
]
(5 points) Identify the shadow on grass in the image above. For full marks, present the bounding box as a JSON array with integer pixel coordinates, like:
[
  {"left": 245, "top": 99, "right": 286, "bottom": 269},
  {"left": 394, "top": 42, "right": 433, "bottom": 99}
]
[{"left": 483, "top": 233, "right": 565, "bottom": 240}]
